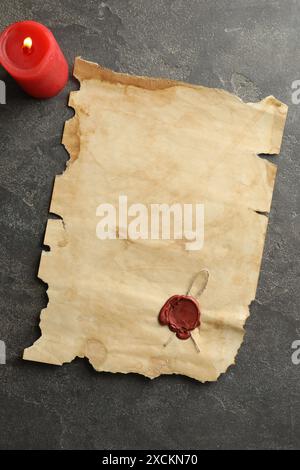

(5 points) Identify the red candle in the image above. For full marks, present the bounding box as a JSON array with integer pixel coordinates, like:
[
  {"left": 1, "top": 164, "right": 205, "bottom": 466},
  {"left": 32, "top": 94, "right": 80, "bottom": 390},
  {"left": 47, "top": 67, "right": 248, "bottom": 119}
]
[{"left": 0, "top": 21, "right": 68, "bottom": 98}]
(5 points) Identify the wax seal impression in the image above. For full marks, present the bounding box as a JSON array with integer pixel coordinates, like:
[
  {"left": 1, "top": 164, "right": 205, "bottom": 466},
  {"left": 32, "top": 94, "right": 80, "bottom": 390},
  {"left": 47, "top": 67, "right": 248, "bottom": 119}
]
[
  {"left": 159, "top": 295, "right": 200, "bottom": 340},
  {"left": 158, "top": 269, "right": 209, "bottom": 351}
]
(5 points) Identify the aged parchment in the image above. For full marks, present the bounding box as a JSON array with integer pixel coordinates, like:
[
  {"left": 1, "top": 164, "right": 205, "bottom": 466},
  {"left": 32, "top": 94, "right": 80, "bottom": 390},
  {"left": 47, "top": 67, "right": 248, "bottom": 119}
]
[{"left": 23, "top": 58, "right": 287, "bottom": 381}]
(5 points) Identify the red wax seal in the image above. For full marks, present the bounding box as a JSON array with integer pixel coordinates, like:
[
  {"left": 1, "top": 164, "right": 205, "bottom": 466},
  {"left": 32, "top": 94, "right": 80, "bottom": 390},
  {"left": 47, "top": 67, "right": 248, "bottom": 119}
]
[{"left": 159, "top": 295, "right": 201, "bottom": 340}]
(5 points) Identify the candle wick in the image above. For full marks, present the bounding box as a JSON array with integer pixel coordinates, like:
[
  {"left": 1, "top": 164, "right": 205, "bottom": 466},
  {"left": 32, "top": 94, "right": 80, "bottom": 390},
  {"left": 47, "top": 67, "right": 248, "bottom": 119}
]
[{"left": 22, "top": 37, "right": 33, "bottom": 54}]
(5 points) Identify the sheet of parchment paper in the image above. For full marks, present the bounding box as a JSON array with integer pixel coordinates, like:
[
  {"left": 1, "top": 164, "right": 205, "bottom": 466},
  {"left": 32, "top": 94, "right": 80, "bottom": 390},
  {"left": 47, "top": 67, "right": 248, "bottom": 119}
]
[{"left": 23, "top": 57, "right": 287, "bottom": 382}]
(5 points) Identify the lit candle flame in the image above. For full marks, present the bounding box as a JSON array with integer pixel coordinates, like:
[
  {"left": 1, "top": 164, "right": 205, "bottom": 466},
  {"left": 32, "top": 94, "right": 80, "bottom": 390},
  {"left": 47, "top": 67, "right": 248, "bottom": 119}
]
[{"left": 22, "top": 37, "right": 33, "bottom": 52}]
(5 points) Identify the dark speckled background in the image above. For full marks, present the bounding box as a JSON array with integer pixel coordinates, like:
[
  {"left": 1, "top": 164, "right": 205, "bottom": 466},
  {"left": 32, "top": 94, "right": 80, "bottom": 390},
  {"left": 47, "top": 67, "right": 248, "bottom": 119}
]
[{"left": 0, "top": 0, "right": 299, "bottom": 450}]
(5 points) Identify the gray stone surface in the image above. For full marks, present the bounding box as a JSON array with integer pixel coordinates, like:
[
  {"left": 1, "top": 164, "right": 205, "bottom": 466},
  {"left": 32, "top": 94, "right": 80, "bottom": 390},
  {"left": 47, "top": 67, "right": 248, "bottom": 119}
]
[{"left": 0, "top": 0, "right": 299, "bottom": 450}]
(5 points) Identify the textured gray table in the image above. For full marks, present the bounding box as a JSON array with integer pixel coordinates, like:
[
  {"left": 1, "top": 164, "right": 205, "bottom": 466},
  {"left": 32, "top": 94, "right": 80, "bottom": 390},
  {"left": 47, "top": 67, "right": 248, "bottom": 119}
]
[{"left": 0, "top": 0, "right": 299, "bottom": 450}]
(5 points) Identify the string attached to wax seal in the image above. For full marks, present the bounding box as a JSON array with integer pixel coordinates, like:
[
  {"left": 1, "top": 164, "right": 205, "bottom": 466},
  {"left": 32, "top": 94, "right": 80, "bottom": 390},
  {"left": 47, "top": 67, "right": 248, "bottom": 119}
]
[{"left": 158, "top": 269, "right": 209, "bottom": 353}]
